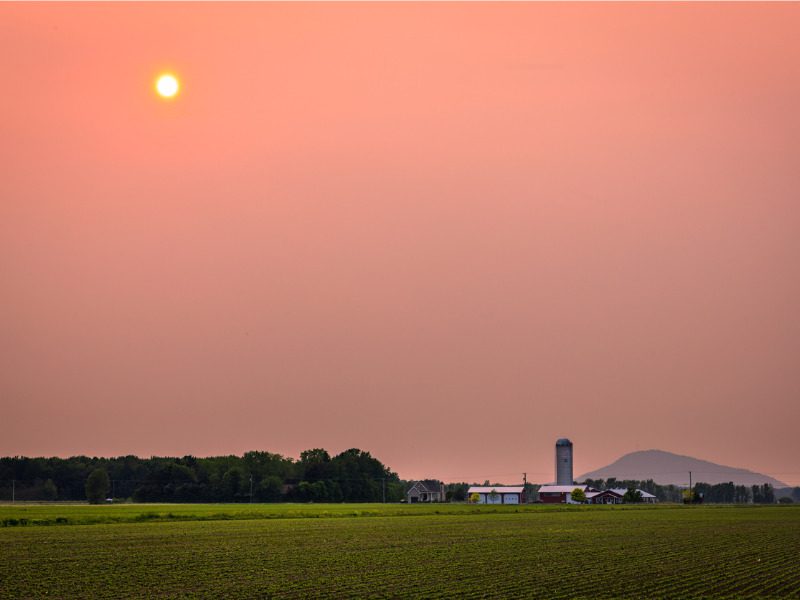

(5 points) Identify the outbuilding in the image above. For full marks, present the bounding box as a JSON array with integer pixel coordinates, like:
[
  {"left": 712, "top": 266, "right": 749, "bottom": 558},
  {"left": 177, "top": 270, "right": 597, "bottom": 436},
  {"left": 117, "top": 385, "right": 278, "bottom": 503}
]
[
  {"left": 538, "top": 485, "right": 597, "bottom": 503},
  {"left": 609, "top": 488, "right": 659, "bottom": 503},
  {"left": 467, "top": 486, "right": 525, "bottom": 504}
]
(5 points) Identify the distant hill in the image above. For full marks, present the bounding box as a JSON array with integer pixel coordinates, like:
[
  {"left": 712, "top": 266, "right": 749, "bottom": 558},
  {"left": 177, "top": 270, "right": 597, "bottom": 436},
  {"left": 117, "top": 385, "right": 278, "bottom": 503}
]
[{"left": 578, "top": 449, "right": 787, "bottom": 488}]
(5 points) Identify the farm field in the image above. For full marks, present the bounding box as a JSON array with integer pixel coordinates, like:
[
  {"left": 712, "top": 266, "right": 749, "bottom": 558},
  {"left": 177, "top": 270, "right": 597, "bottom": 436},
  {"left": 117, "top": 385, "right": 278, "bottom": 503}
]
[
  {"left": 1, "top": 504, "right": 799, "bottom": 598},
  {"left": 0, "top": 501, "right": 667, "bottom": 527}
]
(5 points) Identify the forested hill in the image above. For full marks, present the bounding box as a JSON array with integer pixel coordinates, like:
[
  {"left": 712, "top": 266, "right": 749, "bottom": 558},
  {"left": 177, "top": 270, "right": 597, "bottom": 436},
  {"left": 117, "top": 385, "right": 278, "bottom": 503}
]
[{"left": 0, "top": 449, "right": 405, "bottom": 503}]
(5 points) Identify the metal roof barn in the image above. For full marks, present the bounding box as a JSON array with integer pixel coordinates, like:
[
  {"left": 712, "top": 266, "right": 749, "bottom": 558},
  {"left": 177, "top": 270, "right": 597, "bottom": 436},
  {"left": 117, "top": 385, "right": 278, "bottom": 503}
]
[{"left": 467, "top": 486, "right": 525, "bottom": 505}]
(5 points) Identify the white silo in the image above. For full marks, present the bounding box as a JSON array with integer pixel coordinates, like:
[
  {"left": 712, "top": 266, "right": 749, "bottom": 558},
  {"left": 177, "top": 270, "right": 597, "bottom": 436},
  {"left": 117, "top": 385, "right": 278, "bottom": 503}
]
[{"left": 555, "top": 438, "right": 573, "bottom": 485}]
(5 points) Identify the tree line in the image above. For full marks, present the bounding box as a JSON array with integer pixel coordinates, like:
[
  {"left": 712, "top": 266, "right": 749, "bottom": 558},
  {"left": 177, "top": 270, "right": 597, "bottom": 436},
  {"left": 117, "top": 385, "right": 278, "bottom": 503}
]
[
  {"left": 0, "top": 449, "right": 405, "bottom": 503},
  {"left": 581, "top": 477, "right": 794, "bottom": 504},
  {"left": 2, "top": 452, "right": 796, "bottom": 504}
]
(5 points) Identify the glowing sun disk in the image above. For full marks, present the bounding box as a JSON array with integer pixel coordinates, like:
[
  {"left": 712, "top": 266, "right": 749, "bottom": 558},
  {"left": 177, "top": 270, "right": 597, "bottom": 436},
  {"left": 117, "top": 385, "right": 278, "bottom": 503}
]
[{"left": 156, "top": 74, "right": 179, "bottom": 98}]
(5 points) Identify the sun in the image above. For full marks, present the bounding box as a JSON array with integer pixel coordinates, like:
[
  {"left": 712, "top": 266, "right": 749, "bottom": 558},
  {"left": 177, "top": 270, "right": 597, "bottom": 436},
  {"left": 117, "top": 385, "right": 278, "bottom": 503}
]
[{"left": 155, "top": 74, "right": 180, "bottom": 99}]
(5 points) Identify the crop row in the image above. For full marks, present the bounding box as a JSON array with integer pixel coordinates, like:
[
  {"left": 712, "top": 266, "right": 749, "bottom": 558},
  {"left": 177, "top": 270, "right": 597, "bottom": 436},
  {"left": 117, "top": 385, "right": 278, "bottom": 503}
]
[{"left": 1, "top": 507, "right": 799, "bottom": 598}]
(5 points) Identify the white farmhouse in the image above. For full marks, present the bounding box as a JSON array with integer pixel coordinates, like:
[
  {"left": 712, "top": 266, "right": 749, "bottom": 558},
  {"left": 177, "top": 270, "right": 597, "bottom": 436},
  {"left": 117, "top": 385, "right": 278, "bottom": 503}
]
[{"left": 609, "top": 488, "right": 659, "bottom": 503}]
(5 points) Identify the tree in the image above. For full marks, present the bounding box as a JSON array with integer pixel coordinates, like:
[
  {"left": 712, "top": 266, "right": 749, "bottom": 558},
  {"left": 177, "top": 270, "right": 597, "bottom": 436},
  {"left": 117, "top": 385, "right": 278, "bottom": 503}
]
[
  {"left": 257, "top": 476, "right": 283, "bottom": 502},
  {"left": 85, "top": 468, "right": 110, "bottom": 504},
  {"left": 469, "top": 492, "right": 481, "bottom": 504},
  {"left": 571, "top": 488, "right": 587, "bottom": 503},
  {"left": 762, "top": 483, "right": 775, "bottom": 504},
  {"left": 623, "top": 488, "right": 643, "bottom": 503},
  {"left": 221, "top": 467, "right": 246, "bottom": 501},
  {"left": 329, "top": 448, "right": 397, "bottom": 502},
  {"left": 583, "top": 478, "right": 603, "bottom": 490},
  {"left": 295, "top": 481, "right": 314, "bottom": 502},
  {"left": 42, "top": 478, "right": 58, "bottom": 501},
  {"left": 488, "top": 489, "right": 499, "bottom": 503},
  {"left": 446, "top": 483, "right": 468, "bottom": 502},
  {"left": 752, "top": 483, "right": 774, "bottom": 504},
  {"left": 0, "top": 447, "right": 398, "bottom": 504},
  {"left": 299, "top": 448, "right": 332, "bottom": 482},
  {"left": 300, "top": 448, "right": 331, "bottom": 464},
  {"left": 734, "top": 485, "right": 750, "bottom": 504}
]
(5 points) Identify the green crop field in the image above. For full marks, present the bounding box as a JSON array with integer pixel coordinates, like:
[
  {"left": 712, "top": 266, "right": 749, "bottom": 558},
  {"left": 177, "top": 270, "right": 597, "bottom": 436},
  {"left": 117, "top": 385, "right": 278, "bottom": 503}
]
[
  {"left": 1, "top": 504, "right": 798, "bottom": 598},
  {"left": 0, "top": 501, "right": 673, "bottom": 527}
]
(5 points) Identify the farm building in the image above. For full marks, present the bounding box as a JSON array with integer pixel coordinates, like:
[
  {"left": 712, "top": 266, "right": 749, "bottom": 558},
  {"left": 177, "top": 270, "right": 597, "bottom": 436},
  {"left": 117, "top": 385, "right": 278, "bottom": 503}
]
[
  {"left": 406, "top": 480, "right": 446, "bottom": 503},
  {"left": 609, "top": 488, "right": 658, "bottom": 503},
  {"left": 467, "top": 486, "right": 525, "bottom": 504},
  {"left": 538, "top": 485, "right": 597, "bottom": 503},
  {"left": 541, "top": 487, "right": 659, "bottom": 504},
  {"left": 586, "top": 489, "right": 623, "bottom": 504}
]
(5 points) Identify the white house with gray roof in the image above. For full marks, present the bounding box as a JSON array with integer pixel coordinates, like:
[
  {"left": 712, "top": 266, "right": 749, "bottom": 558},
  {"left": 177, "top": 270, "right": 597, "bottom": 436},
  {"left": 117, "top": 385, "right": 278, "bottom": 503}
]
[
  {"left": 406, "top": 480, "right": 446, "bottom": 503},
  {"left": 609, "top": 488, "right": 658, "bottom": 503}
]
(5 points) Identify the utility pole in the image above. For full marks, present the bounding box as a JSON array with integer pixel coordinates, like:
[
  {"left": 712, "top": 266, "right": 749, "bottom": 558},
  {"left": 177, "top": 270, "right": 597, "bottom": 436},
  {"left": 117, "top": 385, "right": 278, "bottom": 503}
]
[
  {"left": 249, "top": 475, "right": 254, "bottom": 504},
  {"left": 523, "top": 473, "right": 528, "bottom": 503},
  {"left": 382, "top": 478, "right": 386, "bottom": 503}
]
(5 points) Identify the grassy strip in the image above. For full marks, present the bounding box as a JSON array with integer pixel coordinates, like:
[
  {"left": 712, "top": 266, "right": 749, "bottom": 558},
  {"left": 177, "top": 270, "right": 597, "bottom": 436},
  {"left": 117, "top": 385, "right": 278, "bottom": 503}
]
[{"left": 0, "top": 502, "right": 785, "bottom": 528}]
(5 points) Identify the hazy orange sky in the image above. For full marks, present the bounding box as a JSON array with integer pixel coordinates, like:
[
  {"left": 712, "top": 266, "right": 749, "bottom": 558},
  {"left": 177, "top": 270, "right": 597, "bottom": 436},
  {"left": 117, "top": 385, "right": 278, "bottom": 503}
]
[{"left": 2, "top": 3, "right": 799, "bottom": 485}]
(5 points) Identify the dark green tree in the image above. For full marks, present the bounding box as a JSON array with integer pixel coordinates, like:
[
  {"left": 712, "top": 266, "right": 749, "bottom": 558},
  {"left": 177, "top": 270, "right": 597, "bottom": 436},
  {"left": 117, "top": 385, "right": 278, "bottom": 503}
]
[
  {"left": 734, "top": 485, "right": 750, "bottom": 503},
  {"left": 257, "top": 476, "right": 284, "bottom": 502},
  {"left": 299, "top": 448, "right": 333, "bottom": 482},
  {"left": 42, "top": 478, "right": 58, "bottom": 501},
  {"left": 221, "top": 467, "right": 246, "bottom": 501},
  {"left": 85, "top": 468, "right": 110, "bottom": 504},
  {"left": 623, "top": 488, "right": 643, "bottom": 503},
  {"left": 446, "top": 483, "right": 468, "bottom": 502},
  {"left": 762, "top": 484, "right": 775, "bottom": 504}
]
